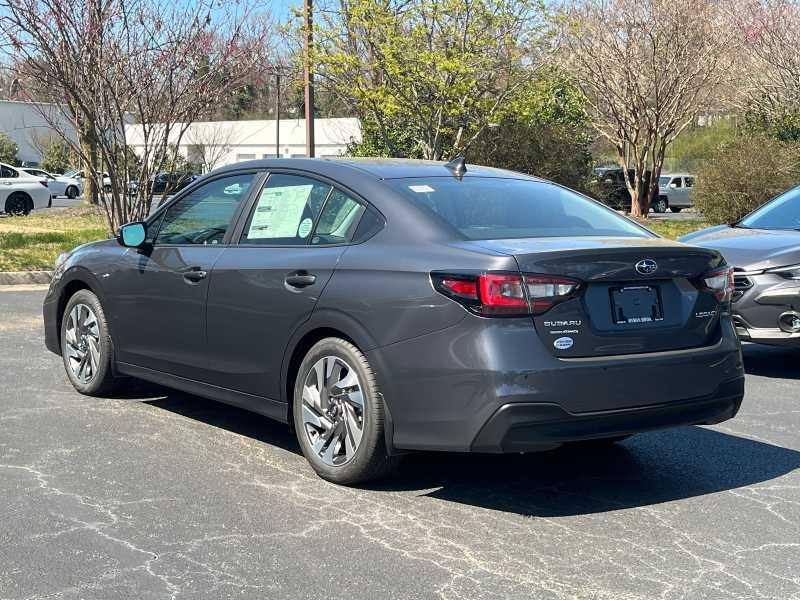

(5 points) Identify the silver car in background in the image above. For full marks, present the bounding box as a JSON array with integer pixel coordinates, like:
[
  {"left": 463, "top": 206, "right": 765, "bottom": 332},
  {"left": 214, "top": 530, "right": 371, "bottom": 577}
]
[
  {"left": 681, "top": 186, "right": 800, "bottom": 347},
  {"left": 654, "top": 173, "right": 695, "bottom": 213}
]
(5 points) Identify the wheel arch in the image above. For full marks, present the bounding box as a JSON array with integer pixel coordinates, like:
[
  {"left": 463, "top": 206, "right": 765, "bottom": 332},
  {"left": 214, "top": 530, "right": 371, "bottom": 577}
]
[{"left": 54, "top": 270, "right": 108, "bottom": 353}]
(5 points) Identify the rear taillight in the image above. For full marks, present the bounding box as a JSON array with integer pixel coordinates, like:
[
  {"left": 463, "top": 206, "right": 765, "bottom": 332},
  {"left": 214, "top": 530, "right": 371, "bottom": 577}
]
[
  {"left": 703, "top": 266, "right": 734, "bottom": 302},
  {"left": 433, "top": 272, "right": 580, "bottom": 316}
]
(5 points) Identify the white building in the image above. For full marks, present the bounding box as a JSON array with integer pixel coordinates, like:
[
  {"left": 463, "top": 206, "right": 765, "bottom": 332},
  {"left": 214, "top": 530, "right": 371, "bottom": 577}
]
[
  {"left": 0, "top": 100, "right": 78, "bottom": 165},
  {"left": 125, "top": 117, "right": 362, "bottom": 172}
]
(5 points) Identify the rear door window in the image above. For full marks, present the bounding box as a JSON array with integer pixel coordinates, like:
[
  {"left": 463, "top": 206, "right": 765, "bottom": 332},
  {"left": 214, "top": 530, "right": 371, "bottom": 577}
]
[{"left": 240, "top": 174, "right": 332, "bottom": 246}]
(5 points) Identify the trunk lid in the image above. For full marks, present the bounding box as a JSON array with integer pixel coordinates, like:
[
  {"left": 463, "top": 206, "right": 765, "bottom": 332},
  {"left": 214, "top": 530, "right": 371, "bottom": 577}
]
[{"left": 472, "top": 237, "right": 726, "bottom": 357}]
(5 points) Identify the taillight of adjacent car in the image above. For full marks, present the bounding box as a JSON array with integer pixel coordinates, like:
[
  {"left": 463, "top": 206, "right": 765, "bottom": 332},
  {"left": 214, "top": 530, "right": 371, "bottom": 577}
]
[{"left": 432, "top": 272, "right": 580, "bottom": 317}]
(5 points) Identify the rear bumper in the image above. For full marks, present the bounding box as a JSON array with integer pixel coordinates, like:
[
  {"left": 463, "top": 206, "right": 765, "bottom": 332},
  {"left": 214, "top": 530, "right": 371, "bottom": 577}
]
[{"left": 471, "top": 377, "right": 744, "bottom": 453}]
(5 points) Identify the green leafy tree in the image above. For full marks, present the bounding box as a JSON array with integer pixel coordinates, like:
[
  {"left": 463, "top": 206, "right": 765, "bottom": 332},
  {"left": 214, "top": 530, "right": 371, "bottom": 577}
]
[
  {"left": 40, "top": 139, "right": 75, "bottom": 174},
  {"left": 469, "top": 74, "right": 593, "bottom": 190},
  {"left": 313, "top": 0, "right": 547, "bottom": 160},
  {"left": 0, "top": 132, "right": 18, "bottom": 164}
]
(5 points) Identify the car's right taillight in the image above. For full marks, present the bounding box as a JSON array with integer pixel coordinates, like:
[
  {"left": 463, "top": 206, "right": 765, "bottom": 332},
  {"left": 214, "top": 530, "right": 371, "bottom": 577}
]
[
  {"left": 703, "top": 266, "right": 734, "bottom": 302},
  {"left": 433, "top": 272, "right": 580, "bottom": 317}
]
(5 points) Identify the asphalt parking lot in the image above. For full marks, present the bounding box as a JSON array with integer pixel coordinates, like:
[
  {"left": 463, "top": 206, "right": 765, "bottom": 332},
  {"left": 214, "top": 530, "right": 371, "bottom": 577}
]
[{"left": 1, "top": 286, "right": 798, "bottom": 600}]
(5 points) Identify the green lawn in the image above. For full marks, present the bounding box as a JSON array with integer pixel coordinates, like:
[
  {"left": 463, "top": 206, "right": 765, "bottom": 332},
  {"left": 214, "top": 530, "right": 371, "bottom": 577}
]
[
  {"left": 638, "top": 218, "right": 711, "bottom": 240},
  {"left": 0, "top": 207, "right": 108, "bottom": 272}
]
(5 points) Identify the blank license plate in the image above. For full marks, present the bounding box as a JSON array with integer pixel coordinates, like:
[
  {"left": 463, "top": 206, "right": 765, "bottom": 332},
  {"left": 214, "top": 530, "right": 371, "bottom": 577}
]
[{"left": 611, "top": 286, "right": 664, "bottom": 324}]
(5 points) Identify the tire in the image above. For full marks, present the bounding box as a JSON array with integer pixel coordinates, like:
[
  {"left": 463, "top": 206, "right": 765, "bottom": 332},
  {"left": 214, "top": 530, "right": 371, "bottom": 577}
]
[
  {"left": 4, "top": 192, "right": 31, "bottom": 216},
  {"left": 60, "top": 290, "right": 119, "bottom": 396},
  {"left": 103, "top": 184, "right": 112, "bottom": 194},
  {"left": 670, "top": 206, "right": 683, "bottom": 213},
  {"left": 293, "top": 338, "right": 399, "bottom": 485},
  {"left": 66, "top": 185, "right": 79, "bottom": 199},
  {"left": 652, "top": 197, "right": 668, "bottom": 213}
]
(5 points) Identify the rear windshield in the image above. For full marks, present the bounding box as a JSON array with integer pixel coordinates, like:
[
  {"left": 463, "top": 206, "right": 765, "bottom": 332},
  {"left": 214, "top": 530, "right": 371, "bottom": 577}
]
[{"left": 387, "top": 177, "right": 651, "bottom": 240}]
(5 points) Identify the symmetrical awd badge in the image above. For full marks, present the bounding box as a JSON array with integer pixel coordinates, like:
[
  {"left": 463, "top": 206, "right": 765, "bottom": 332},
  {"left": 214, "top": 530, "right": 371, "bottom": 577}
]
[{"left": 635, "top": 259, "right": 658, "bottom": 275}]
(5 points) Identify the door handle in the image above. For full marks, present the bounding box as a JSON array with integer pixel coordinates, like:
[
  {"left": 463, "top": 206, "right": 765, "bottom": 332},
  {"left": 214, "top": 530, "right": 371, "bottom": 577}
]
[
  {"left": 183, "top": 269, "right": 208, "bottom": 282},
  {"left": 285, "top": 272, "right": 317, "bottom": 288}
]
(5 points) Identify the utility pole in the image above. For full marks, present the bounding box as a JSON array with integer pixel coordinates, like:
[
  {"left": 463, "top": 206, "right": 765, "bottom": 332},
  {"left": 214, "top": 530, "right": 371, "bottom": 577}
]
[
  {"left": 303, "top": 0, "right": 315, "bottom": 157},
  {"left": 275, "top": 71, "right": 281, "bottom": 158}
]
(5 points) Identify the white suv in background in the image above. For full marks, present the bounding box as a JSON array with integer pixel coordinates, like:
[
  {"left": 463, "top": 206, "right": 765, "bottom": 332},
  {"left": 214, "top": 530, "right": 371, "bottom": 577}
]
[
  {"left": 655, "top": 173, "right": 695, "bottom": 213},
  {"left": 0, "top": 163, "right": 52, "bottom": 215}
]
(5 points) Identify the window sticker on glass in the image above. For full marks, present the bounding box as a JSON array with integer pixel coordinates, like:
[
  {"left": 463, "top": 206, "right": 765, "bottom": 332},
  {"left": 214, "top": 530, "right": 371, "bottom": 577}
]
[
  {"left": 247, "top": 185, "right": 313, "bottom": 239},
  {"left": 297, "top": 217, "right": 314, "bottom": 238},
  {"left": 409, "top": 184, "right": 435, "bottom": 193}
]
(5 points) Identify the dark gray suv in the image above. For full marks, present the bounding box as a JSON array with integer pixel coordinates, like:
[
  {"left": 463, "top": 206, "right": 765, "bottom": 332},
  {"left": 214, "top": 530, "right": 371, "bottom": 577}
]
[{"left": 43, "top": 158, "right": 745, "bottom": 484}]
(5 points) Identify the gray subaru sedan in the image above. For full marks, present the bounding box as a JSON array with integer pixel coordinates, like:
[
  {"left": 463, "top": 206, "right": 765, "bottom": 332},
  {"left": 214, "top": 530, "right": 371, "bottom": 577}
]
[{"left": 43, "top": 158, "right": 744, "bottom": 484}]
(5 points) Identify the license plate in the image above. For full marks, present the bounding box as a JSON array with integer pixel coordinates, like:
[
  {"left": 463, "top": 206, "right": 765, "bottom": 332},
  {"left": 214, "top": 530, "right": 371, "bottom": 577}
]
[{"left": 610, "top": 285, "right": 664, "bottom": 324}]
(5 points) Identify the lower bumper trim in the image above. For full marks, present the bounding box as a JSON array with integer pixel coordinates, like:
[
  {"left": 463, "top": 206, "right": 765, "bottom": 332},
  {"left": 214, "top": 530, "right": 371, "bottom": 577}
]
[{"left": 470, "top": 378, "right": 744, "bottom": 453}]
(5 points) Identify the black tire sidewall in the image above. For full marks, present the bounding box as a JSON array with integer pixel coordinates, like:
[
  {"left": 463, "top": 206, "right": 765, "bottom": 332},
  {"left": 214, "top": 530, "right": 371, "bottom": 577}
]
[
  {"left": 67, "top": 186, "right": 78, "bottom": 199},
  {"left": 6, "top": 194, "right": 29, "bottom": 216},
  {"left": 292, "top": 338, "right": 388, "bottom": 485},
  {"left": 60, "top": 290, "right": 116, "bottom": 396}
]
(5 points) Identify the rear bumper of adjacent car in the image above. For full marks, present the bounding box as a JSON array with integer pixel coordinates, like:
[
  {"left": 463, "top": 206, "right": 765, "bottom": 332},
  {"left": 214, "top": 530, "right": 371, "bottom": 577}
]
[{"left": 369, "top": 314, "right": 744, "bottom": 454}]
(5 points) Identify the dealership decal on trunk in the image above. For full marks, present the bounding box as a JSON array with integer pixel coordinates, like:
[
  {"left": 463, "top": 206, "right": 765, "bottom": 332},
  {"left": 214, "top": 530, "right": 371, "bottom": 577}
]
[{"left": 554, "top": 336, "right": 574, "bottom": 350}]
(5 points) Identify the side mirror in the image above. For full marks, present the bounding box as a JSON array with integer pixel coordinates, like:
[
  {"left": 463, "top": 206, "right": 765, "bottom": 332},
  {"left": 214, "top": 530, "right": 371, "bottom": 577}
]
[
  {"left": 118, "top": 222, "right": 147, "bottom": 248},
  {"left": 669, "top": 183, "right": 677, "bottom": 189}
]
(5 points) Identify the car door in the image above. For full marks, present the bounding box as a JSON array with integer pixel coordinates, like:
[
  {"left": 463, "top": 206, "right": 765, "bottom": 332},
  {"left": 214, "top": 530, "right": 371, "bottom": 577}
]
[
  {"left": 0, "top": 164, "right": 15, "bottom": 205},
  {"left": 683, "top": 176, "right": 695, "bottom": 207},
  {"left": 204, "top": 172, "right": 367, "bottom": 400},
  {"left": 108, "top": 170, "right": 260, "bottom": 381}
]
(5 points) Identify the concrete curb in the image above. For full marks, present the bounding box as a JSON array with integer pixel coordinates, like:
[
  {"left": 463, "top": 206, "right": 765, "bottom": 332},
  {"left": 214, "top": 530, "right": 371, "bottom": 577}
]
[{"left": 0, "top": 271, "right": 53, "bottom": 285}]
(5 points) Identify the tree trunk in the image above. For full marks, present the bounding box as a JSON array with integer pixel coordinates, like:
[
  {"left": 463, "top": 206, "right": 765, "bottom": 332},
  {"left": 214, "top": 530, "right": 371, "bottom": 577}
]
[{"left": 80, "top": 127, "right": 99, "bottom": 205}]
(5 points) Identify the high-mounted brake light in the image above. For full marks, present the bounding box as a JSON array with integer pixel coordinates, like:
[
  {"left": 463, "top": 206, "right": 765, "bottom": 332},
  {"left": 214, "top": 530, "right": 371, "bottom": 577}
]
[
  {"left": 703, "top": 266, "right": 734, "bottom": 302},
  {"left": 432, "top": 272, "right": 580, "bottom": 317}
]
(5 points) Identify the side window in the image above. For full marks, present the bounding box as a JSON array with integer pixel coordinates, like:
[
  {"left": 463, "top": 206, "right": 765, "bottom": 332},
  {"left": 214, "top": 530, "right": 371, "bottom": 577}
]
[
  {"left": 240, "top": 174, "right": 332, "bottom": 246},
  {"left": 671, "top": 177, "right": 682, "bottom": 188},
  {"left": 1, "top": 165, "right": 18, "bottom": 178},
  {"left": 155, "top": 173, "right": 255, "bottom": 245},
  {"left": 311, "top": 189, "right": 365, "bottom": 245}
]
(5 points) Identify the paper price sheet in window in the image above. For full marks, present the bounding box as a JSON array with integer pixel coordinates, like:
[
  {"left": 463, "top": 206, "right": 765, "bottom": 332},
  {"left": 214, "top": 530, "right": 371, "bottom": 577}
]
[{"left": 247, "top": 184, "right": 314, "bottom": 240}]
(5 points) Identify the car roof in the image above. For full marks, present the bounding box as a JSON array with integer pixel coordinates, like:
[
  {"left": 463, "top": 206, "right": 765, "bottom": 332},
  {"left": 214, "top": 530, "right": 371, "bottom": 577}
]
[
  {"left": 660, "top": 172, "right": 693, "bottom": 178},
  {"left": 213, "top": 157, "right": 542, "bottom": 182}
]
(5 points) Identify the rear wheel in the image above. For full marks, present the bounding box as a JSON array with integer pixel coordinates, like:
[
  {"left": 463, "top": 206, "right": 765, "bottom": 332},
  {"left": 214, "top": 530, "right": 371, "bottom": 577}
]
[
  {"left": 293, "top": 338, "right": 398, "bottom": 485},
  {"left": 60, "top": 290, "right": 119, "bottom": 396},
  {"left": 652, "top": 197, "right": 668, "bottom": 213},
  {"left": 670, "top": 206, "right": 683, "bottom": 213},
  {"left": 4, "top": 192, "right": 31, "bottom": 216},
  {"left": 66, "top": 185, "right": 79, "bottom": 199}
]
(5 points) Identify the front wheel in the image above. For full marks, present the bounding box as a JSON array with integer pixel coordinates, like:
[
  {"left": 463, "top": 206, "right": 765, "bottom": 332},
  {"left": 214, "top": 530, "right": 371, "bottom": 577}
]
[
  {"left": 60, "top": 290, "right": 119, "bottom": 396},
  {"left": 293, "top": 338, "right": 398, "bottom": 485},
  {"left": 652, "top": 197, "right": 668, "bottom": 213},
  {"left": 66, "top": 185, "right": 79, "bottom": 199},
  {"left": 4, "top": 192, "right": 31, "bottom": 216}
]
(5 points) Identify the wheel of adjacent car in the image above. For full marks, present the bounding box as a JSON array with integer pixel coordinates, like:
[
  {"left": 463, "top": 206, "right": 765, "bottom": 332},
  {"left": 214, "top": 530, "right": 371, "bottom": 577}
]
[
  {"left": 653, "top": 197, "right": 668, "bottom": 213},
  {"left": 66, "top": 185, "right": 79, "bottom": 199},
  {"left": 670, "top": 206, "right": 682, "bottom": 213},
  {"left": 60, "top": 290, "right": 119, "bottom": 396},
  {"left": 4, "top": 192, "right": 31, "bottom": 216},
  {"left": 293, "top": 338, "right": 399, "bottom": 485}
]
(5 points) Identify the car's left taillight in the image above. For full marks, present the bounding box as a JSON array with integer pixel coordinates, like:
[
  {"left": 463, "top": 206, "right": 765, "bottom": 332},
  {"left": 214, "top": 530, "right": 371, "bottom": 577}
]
[
  {"left": 702, "top": 266, "right": 734, "bottom": 302},
  {"left": 432, "top": 272, "right": 580, "bottom": 317}
]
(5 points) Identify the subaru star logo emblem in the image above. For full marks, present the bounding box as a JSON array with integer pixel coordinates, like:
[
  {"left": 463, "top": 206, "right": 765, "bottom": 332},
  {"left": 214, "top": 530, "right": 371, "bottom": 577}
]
[{"left": 635, "top": 259, "right": 658, "bottom": 275}]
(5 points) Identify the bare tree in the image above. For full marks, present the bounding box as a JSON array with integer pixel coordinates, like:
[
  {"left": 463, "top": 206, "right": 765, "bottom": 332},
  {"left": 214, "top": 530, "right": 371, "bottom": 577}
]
[
  {"left": 185, "top": 122, "right": 239, "bottom": 174},
  {"left": 730, "top": 0, "right": 800, "bottom": 130},
  {"left": 558, "top": 0, "right": 733, "bottom": 217},
  {"left": 0, "top": 0, "right": 273, "bottom": 232}
]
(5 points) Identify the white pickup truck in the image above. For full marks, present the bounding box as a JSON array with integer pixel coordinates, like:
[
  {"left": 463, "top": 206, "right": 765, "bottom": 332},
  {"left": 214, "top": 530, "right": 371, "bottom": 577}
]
[
  {"left": 654, "top": 173, "right": 695, "bottom": 213},
  {"left": 1, "top": 163, "right": 52, "bottom": 215}
]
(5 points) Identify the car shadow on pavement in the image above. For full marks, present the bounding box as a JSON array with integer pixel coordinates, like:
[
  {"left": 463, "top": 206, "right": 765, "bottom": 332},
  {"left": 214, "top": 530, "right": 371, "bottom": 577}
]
[
  {"left": 127, "top": 380, "right": 800, "bottom": 518},
  {"left": 742, "top": 344, "right": 800, "bottom": 380}
]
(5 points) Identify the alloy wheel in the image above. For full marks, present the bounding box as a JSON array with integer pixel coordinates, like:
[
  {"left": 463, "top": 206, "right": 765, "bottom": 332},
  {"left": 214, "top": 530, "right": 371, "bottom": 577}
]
[
  {"left": 301, "top": 356, "right": 365, "bottom": 467},
  {"left": 64, "top": 303, "right": 101, "bottom": 384}
]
